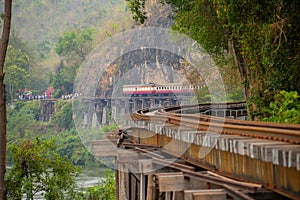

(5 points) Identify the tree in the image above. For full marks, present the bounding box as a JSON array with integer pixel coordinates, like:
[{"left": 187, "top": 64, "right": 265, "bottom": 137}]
[
  {"left": 262, "top": 91, "right": 300, "bottom": 124},
  {"left": 0, "top": 0, "right": 12, "bottom": 199},
  {"left": 52, "top": 63, "right": 77, "bottom": 96},
  {"left": 82, "top": 171, "right": 116, "bottom": 200},
  {"left": 55, "top": 28, "right": 95, "bottom": 61},
  {"left": 5, "top": 65, "right": 29, "bottom": 104},
  {"left": 6, "top": 139, "right": 80, "bottom": 200},
  {"left": 7, "top": 101, "right": 40, "bottom": 141},
  {"left": 126, "top": 0, "right": 300, "bottom": 120},
  {"left": 3, "top": 45, "right": 31, "bottom": 104},
  {"left": 4, "top": 45, "right": 30, "bottom": 72}
]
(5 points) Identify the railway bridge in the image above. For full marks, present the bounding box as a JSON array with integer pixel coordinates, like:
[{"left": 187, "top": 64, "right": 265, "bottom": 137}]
[
  {"left": 92, "top": 103, "right": 300, "bottom": 200},
  {"left": 39, "top": 97, "right": 247, "bottom": 123}
]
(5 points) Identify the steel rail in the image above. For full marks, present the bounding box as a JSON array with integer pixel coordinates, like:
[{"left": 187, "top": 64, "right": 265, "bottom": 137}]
[{"left": 132, "top": 103, "right": 300, "bottom": 144}]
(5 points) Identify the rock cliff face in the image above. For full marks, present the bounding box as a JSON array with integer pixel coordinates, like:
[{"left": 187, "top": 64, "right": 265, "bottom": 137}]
[
  {"left": 96, "top": 47, "right": 203, "bottom": 98},
  {"left": 76, "top": 2, "right": 204, "bottom": 98},
  {"left": 114, "top": 49, "right": 182, "bottom": 82},
  {"left": 143, "top": 1, "right": 174, "bottom": 28},
  {"left": 96, "top": 48, "right": 188, "bottom": 97},
  {"left": 115, "top": 1, "right": 187, "bottom": 86}
]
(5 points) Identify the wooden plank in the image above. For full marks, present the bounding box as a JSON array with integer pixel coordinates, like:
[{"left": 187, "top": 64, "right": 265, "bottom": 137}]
[
  {"left": 206, "top": 171, "right": 261, "bottom": 188},
  {"left": 93, "top": 152, "right": 117, "bottom": 157},
  {"left": 192, "top": 190, "right": 226, "bottom": 200},
  {"left": 91, "top": 139, "right": 118, "bottom": 157},
  {"left": 91, "top": 139, "right": 117, "bottom": 146},
  {"left": 118, "top": 150, "right": 142, "bottom": 163},
  {"left": 140, "top": 174, "right": 146, "bottom": 200},
  {"left": 139, "top": 159, "right": 153, "bottom": 173},
  {"left": 92, "top": 147, "right": 117, "bottom": 153},
  {"left": 184, "top": 190, "right": 224, "bottom": 200},
  {"left": 146, "top": 174, "right": 155, "bottom": 200},
  {"left": 157, "top": 174, "right": 185, "bottom": 192}
]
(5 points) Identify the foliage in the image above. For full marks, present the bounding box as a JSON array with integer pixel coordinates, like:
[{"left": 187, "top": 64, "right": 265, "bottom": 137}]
[
  {"left": 11, "top": 0, "right": 124, "bottom": 54},
  {"left": 102, "top": 123, "right": 118, "bottom": 133},
  {"left": 262, "top": 91, "right": 300, "bottom": 124},
  {"left": 51, "top": 100, "right": 74, "bottom": 130},
  {"left": 126, "top": 0, "right": 147, "bottom": 24},
  {"left": 80, "top": 171, "right": 116, "bottom": 200},
  {"left": 7, "top": 101, "right": 41, "bottom": 142},
  {"left": 52, "top": 63, "right": 77, "bottom": 95},
  {"left": 54, "top": 128, "right": 99, "bottom": 166},
  {"left": 5, "top": 45, "right": 30, "bottom": 71},
  {"left": 4, "top": 45, "right": 31, "bottom": 103},
  {"left": 6, "top": 138, "right": 81, "bottom": 200},
  {"left": 6, "top": 100, "right": 108, "bottom": 167},
  {"left": 5, "top": 65, "right": 30, "bottom": 103},
  {"left": 55, "top": 28, "right": 95, "bottom": 60},
  {"left": 126, "top": 0, "right": 300, "bottom": 120}
]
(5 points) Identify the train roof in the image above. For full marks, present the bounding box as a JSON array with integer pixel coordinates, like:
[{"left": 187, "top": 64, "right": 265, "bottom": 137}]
[
  {"left": 123, "top": 83, "right": 156, "bottom": 87},
  {"left": 123, "top": 83, "right": 196, "bottom": 87}
]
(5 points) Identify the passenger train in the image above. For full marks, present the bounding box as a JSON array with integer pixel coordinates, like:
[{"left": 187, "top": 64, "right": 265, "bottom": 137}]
[{"left": 123, "top": 83, "right": 204, "bottom": 96}]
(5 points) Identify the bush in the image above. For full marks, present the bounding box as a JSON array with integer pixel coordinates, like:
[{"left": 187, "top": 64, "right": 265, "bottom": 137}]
[
  {"left": 6, "top": 138, "right": 81, "bottom": 200},
  {"left": 262, "top": 90, "right": 300, "bottom": 124},
  {"left": 81, "top": 171, "right": 116, "bottom": 200}
]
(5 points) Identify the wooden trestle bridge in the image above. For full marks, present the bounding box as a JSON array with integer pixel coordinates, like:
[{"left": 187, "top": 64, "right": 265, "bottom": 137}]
[{"left": 92, "top": 102, "right": 300, "bottom": 200}]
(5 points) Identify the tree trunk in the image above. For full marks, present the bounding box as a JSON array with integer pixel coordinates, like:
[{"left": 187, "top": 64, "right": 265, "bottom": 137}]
[
  {"left": 231, "top": 38, "right": 250, "bottom": 102},
  {"left": 231, "top": 38, "right": 258, "bottom": 120},
  {"left": 0, "top": 0, "right": 12, "bottom": 199}
]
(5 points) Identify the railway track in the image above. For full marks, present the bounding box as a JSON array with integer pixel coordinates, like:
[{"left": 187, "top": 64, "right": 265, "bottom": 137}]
[{"left": 131, "top": 102, "right": 300, "bottom": 144}]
